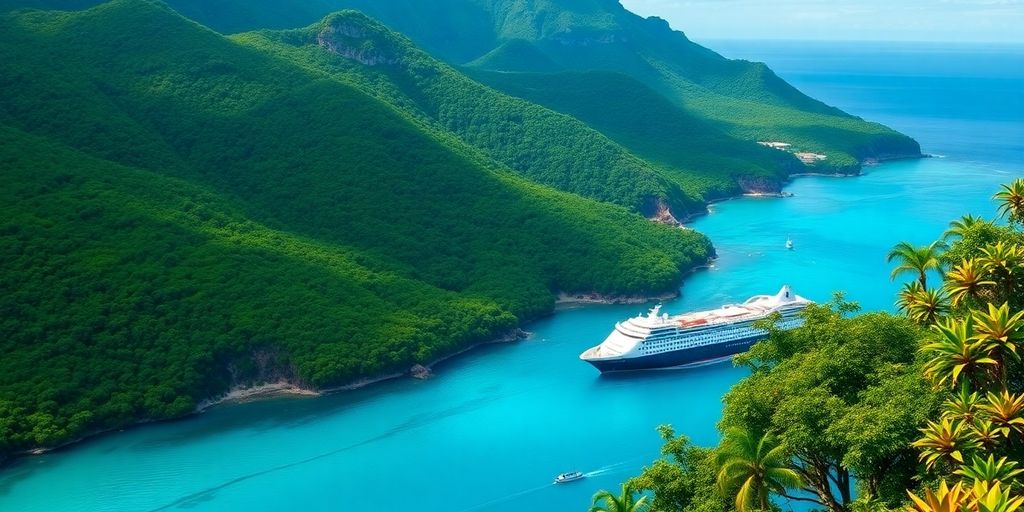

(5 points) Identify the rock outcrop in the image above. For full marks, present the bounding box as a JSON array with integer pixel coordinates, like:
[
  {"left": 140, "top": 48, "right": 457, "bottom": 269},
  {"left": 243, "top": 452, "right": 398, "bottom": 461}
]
[
  {"left": 410, "top": 364, "right": 433, "bottom": 379},
  {"left": 316, "top": 17, "right": 399, "bottom": 66}
]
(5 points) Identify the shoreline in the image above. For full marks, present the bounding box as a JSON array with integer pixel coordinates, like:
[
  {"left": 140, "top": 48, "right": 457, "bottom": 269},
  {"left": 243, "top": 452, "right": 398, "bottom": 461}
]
[
  {"left": 742, "top": 191, "right": 794, "bottom": 198},
  {"left": 554, "top": 290, "right": 679, "bottom": 305},
  {"left": 683, "top": 152, "right": 924, "bottom": 223},
  {"left": 2, "top": 151, "right": 920, "bottom": 468},
  {"left": 196, "top": 327, "right": 531, "bottom": 412},
  {"left": 4, "top": 327, "right": 531, "bottom": 466}
]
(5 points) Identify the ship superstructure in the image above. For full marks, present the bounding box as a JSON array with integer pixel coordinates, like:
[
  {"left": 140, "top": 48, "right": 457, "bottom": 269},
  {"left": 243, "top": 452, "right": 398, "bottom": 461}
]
[{"left": 580, "top": 285, "right": 811, "bottom": 372}]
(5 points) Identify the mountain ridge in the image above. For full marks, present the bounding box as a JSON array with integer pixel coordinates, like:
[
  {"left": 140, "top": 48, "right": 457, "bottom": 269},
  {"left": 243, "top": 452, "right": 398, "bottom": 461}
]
[
  {"left": 0, "top": 0, "right": 922, "bottom": 464},
  {"left": 0, "top": 0, "right": 712, "bottom": 460}
]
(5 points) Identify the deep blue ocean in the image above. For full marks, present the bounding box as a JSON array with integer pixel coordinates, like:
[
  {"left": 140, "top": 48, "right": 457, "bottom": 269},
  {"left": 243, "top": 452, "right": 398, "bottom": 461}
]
[{"left": 1, "top": 41, "right": 1021, "bottom": 512}]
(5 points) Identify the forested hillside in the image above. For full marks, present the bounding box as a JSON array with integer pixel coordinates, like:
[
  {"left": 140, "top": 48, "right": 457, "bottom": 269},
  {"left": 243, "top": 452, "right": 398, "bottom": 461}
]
[
  {"left": 0, "top": 0, "right": 712, "bottom": 459},
  {"left": 599, "top": 182, "right": 1024, "bottom": 512},
  {"left": 0, "top": 0, "right": 928, "bottom": 464},
  {"left": 466, "top": 68, "right": 803, "bottom": 198},
  {"left": 2, "top": 0, "right": 922, "bottom": 179},
  {"left": 239, "top": 11, "right": 703, "bottom": 216},
  {"left": 134, "top": 0, "right": 922, "bottom": 172}
]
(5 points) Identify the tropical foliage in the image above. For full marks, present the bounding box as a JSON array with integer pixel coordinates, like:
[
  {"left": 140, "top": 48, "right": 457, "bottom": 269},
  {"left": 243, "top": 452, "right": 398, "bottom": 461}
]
[
  {"left": 888, "top": 241, "right": 944, "bottom": 288},
  {"left": 995, "top": 179, "right": 1024, "bottom": 224},
  {"left": 0, "top": 0, "right": 717, "bottom": 461},
  {"left": 0, "top": 0, "right": 922, "bottom": 468},
  {"left": 605, "top": 181, "right": 1024, "bottom": 512},
  {"left": 590, "top": 485, "right": 651, "bottom": 512},
  {"left": 5, "top": 0, "right": 920, "bottom": 181},
  {"left": 715, "top": 428, "right": 802, "bottom": 512},
  {"left": 240, "top": 11, "right": 707, "bottom": 216}
]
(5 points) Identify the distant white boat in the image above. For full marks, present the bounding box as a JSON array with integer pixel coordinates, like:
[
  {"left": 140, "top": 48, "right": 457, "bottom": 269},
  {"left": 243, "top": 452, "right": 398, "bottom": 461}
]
[
  {"left": 554, "top": 471, "right": 585, "bottom": 484},
  {"left": 785, "top": 237, "right": 794, "bottom": 250}
]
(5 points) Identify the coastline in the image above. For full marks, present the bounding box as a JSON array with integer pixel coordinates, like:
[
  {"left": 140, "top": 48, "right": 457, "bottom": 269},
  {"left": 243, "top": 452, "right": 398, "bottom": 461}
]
[
  {"left": 3, "top": 327, "right": 531, "bottom": 466},
  {"left": 679, "top": 151, "right": 923, "bottom": 224},
  {"left": 2, "top": 151, "right": 920, "bottom": 469},
  {"left": 194, "top": 382, "right": 322, "bottom": 412},
  {"left": 196, "top": 327, "right": 531, "bottom": 411},
  {"left": 555, "top": 290, "right": 679, "bottom": 305}
]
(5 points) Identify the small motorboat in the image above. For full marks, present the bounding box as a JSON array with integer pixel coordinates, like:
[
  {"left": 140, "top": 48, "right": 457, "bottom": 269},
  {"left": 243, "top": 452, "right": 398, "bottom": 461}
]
[
  {"left": 554, "top": 471, "right": 585, "bottom": 484},
  {"left": 785, "top": 238, "right": 794, "bottom": 250}
]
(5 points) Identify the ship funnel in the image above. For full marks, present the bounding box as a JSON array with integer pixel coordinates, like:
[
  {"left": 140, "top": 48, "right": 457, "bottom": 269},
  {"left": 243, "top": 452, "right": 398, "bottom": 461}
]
[{"left": 648, "top": 304, "right": 663, "bottom": 318}]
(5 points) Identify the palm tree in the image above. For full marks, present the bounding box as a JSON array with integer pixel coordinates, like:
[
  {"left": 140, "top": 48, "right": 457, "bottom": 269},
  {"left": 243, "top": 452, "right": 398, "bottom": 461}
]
[
  {"left": 980, "top": 390, "right": 1024, "bottom": 438},
  {"left": 913, "top": 418, "right": 982, "bottom": 470},
  {"left": 979, "top": 243, "right": 1023, "bottom": 301},
  {"left": 922, "top": 317, "right": 994, "bottom": 389},
  {"left": 955, "top": 455, "right": 1024, "bottom": 486},
  {"left": 973, "top": 481, "right": 1024, "bottom": 512},
  {"left": 897, "top": 281, "right": 925, "bottom": 313},
  {"left": 995, "top": 179, "right": 1024, "bottom": 224},
  {"left": 716, "top": 428, "right": 802, "bottom": 512},
  {"left": 945, "top": 258, "right": 995, "bottom": 307},
  {"left": 908, "top": 288, "right": 951, "bottom": 326},
  {"left": 907, "top": 480, "right": 972, "bottom": 512},
  {"left": 973, "top": 302, "right": 1024, "bottom": 378},
  {"left": 589, "top": 485, "right": 650, "bottom": 512},
  {"left": 943, "top": 384, "right": 982, "bottom": 422},
  {"left": 888, "top": 241, "right": 944, "bottom": 288},
  {"left": 943, "top": 214, "right": 991, "bottom": 242}
]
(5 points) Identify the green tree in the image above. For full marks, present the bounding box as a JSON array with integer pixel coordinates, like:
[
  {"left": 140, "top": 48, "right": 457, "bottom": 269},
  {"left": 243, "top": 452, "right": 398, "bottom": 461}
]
[
  {"left": 628, "top": 426, "right": 726, "bottom": 512},
  {"left": 725, "top": 307, "right": 933, "bottom": 511},
  {"left": 907, "top": 288, "right": 951, "bottom": 326},
  {"left": 945, "top": 259, "right": 996, "bottom": 308},
  {"left": 922, "top": 317, "right": 995, "bottom": 389},
  {"left": 716, "top": 427, "right": 802, "bottom": 512},
  {"left": 995, "top": 179, "right": 1024, "bottom": 224},
  {"left": 590, "top": 485, "right": 650, "bottom": 512},
  {"left": 888, "top": 241, "right": 944, "bottom": 288},
  {"left": 944, "top": 214, "right": 992, "bottom": 243}
]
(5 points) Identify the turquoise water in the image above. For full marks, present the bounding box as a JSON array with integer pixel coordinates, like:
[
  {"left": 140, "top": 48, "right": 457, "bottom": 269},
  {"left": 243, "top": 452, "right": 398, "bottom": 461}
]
[{"left": 1, "top": 42, "right": 1022, "bottom": 511}]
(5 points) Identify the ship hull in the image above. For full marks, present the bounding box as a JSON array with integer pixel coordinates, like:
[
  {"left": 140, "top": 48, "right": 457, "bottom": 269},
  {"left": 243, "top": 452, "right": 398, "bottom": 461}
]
[{"left": 582, "top": 333, "right": 765, "bottom": 372}]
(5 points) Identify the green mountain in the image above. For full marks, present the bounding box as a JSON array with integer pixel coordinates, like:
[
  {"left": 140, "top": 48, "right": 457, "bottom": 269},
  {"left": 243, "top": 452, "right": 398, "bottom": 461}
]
[
  {"left": 238, "top": 11, "right": 703, "bottom": 216},
  {"left": 464, "top": 68, "right": 803, "bottom": 199},
  {"left": 0, "top": 0, "right": 712, "bottom": 458},
  {"left": 239, "top": 12, "right": 799, "bottom": 205},
  {"left": 2, "top": 0, "right": 922, "bottom": 185},
  {"left": 466, "top": 38, "right": 560, "bottom": 73},
  {"left": 133, "top": 0, "right": 922, "bottom": 170}
]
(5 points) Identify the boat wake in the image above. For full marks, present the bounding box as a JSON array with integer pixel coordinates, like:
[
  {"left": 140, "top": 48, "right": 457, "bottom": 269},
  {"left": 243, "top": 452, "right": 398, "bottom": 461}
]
[
  {"left": 584, "top": 460, "right": 633, "bottom": 477},
  {"left": 457, "top": 460, "right": 641, "bottom": 512},
  {"left": 458, "top": 482, "right": 555, "bottom": 512}
]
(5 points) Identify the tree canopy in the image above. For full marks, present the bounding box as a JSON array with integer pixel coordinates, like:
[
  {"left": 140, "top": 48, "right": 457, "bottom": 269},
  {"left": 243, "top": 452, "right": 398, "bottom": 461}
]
[{"left": 0, "top": 0, "right": 713, "bottom": 461}]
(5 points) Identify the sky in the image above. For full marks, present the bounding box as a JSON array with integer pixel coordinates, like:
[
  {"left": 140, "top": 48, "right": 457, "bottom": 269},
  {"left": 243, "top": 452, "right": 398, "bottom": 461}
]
[{"left": 619, "top": 0, "right": 1024, "bottom": 43}]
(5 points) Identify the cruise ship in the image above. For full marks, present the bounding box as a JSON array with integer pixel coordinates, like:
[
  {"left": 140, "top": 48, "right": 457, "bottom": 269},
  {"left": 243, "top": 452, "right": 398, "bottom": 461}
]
[{"left": 580, "top": 286, "right": 811, "bottom": 372}]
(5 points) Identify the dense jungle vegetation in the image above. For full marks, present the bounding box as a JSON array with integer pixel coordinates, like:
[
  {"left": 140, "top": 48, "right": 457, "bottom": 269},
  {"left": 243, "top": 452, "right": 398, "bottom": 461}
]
[
  {"left": 0, "top": 0, "right": 714, "bottom": 461},
  {"left": 164, "top": 0, "right": 922, "bottom": 174},
  {"left": 238, "top": 11, "right": 704, "bottom": 216},
  {"left": 3, "top": 0, "right": 921, "bottom": 180},
  {"left": 465, "top": 68, "right": 802, "bottom": 199},
  {"left": 592, "top": 179, "right": 1024, "bottom": 512},
  {"left": 0, "top": 0, "right": 925, "bottom": 466}
]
